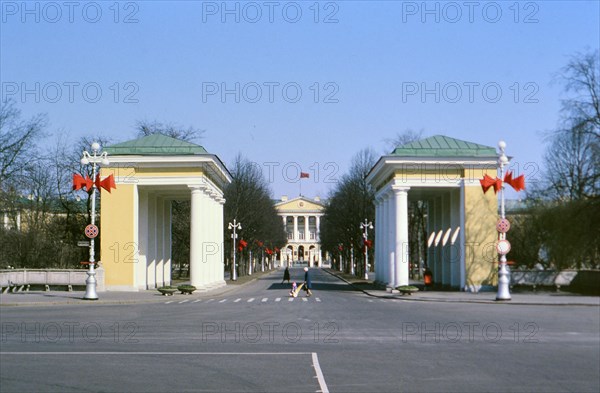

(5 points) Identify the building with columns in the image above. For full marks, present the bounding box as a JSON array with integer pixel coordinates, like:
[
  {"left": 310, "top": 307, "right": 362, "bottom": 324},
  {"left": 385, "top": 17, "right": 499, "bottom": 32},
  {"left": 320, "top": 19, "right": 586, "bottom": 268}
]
[
  {"left": 366, "top": 135, "right": 499, "bottom": 292},
  {"left": 274, "top": 196, "right": 324, "bottom": 266},
  {"left": 99, "top": 134, "right": 231, "bottom": 291}
]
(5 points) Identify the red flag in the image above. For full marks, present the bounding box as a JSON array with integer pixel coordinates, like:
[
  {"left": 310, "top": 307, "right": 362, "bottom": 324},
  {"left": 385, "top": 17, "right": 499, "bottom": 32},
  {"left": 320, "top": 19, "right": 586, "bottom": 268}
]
[
  {"left": 239, "top": 239, "right": 248, "bottom": 248},
  {"left": 300, "top": 172, "right": 309, "bottom": 178}
]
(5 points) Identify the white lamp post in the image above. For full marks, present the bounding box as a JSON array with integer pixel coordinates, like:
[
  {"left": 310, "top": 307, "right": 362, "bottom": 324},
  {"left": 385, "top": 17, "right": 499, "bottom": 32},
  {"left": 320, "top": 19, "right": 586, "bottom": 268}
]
[
  {"left": 496, "top": 140, "right": 511, "bottom": 301},
  {"left": 80, "top": 142, "right": 109, "bottom": 300},
  {"left": 360, "top": 219, "right": 373, "bottom": 280},
  {"left": 228, "top": 219, "right": 241, "bottom": 281}
]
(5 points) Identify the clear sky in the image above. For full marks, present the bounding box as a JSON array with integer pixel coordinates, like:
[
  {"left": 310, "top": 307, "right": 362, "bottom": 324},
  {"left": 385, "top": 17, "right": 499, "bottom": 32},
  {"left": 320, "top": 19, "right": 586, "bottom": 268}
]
[{"left": 1, "top": 0, "right": 599, "bottom": 199}]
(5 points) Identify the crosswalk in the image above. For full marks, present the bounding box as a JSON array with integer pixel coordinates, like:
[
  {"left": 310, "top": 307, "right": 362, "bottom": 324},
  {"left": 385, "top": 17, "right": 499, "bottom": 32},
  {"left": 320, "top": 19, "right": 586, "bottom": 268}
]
[{"left": 164, "top": 296, "right": 322, "bottom": 305}]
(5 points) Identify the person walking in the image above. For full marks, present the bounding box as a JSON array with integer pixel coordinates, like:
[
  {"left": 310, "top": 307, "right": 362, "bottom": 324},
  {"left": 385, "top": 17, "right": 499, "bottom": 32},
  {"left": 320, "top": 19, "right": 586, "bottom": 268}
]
[
  {"left": 303, "top": 267, "right": 313, "bottom": 296},
  {"left": 282, "top": 266, "right": 291, "bottom": 284}
]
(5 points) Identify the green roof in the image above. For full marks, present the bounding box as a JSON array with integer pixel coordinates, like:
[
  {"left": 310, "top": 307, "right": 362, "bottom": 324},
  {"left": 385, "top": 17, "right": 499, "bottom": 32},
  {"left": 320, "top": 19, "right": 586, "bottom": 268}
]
[
  {"left": 104, "top": 134, "right": 208, "bottom": 155},
  {"left": 391, "top": 135, "right": 497, "bottom": 157}
]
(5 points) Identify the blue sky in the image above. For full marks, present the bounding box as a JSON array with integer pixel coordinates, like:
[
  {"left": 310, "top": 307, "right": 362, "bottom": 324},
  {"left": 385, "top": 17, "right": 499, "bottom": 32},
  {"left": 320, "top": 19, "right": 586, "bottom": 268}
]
[{"left": 1, "top": 1, "right": 599, "bottom": 199}]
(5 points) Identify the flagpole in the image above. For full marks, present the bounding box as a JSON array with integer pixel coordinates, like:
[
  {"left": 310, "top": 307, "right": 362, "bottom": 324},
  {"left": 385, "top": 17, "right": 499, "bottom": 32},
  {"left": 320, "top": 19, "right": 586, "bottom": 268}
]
[{"left": 299, "top": 177, "right": 302, "bottom": 197}]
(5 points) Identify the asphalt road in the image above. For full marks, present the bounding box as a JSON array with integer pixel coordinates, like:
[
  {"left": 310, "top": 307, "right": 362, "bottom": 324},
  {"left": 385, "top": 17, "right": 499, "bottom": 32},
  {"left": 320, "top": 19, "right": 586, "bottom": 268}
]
[{"left": 1, "top": 268, "right": 599, "bottom": 392}]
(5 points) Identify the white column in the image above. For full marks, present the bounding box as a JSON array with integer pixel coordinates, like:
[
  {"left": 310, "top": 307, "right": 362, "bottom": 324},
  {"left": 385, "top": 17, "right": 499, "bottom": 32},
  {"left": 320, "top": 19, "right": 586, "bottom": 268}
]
[
  {"left": 156, "top": 198, "right": 164, "bottom": 287},
  {"left": 315, "top": 216, "right": 320, "bottom": 240},
  {"left": 189, "top": 186, "right": 209, "bottom": 289},
  {"left": 163, "top": 200, "right": 172, "bottom": 287},
  {"left": 137, "top": 189, "right": 148, "bottom": 290},
  {"left": 147, "top": 195, "right": 157, "bottom": 289},
  {"left": 205, "top": 191, "right": 216, "bottom": 286},
  {"left": 394, "top": 186, "right": 410, "bottom": 287},
  {"left": 459, "top": 181, "right": 467, "bottom": 290},
  {"left": 217, "top": 197, "right": 226, "bottom": 284},
  {"left": 293, "top": 216, "right": 298, "bottom": 240},
  {"left": 434, "top": 196, "right": 442, "bottom": 283},
  {"left": 304, "top": 215, "right": 310, "bottom": 241},
  {"left": 386, "top": 189, "right": 395, "bottom": 287},
  {"left": 375, "top": 197, "right": 382, "bottom": 282}
]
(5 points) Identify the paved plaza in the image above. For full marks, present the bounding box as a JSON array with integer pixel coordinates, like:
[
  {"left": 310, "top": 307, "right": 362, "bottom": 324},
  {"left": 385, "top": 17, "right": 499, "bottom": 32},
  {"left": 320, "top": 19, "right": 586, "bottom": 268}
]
[{"left": 1, "top": 268, "right": 599, "bottom": 392}]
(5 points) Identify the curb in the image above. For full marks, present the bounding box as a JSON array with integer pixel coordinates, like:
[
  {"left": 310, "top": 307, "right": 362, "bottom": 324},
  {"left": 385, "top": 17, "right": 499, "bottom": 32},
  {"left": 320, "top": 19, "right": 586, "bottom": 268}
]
[
  {"left": 322, "top": 269, "right": 600, "bottom": 307},
  {"left": 0, "top": 269, "right": 282, "bottom": 308}
]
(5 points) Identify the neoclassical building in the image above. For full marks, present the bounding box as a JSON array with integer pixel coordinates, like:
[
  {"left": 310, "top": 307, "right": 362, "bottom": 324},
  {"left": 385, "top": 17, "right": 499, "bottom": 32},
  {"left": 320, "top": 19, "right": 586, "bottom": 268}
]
[
  {"left": 274, "top": 196, "right": 324, "bottom": 266},
  {"left": 367, "top": 135, "right": 499, "bottom": 292},
  {"left": 100, "top": 134, "right": 231, "bottom": 291}
]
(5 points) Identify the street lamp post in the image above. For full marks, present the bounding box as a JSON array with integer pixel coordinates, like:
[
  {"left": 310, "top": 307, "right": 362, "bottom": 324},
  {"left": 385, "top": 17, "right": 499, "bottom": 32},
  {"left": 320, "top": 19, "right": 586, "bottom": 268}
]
[
  {"left": 80, "top": 142, "right": 109, "bottom": 300},
  {"left": 496, "top": 140, "right": 511, "bottom": 301},
  {"left": 360, "top": 219, "right": 373, "bottom": 280},
  {"left": 228, "top": 219, "right": 241, "bottom": 281}
]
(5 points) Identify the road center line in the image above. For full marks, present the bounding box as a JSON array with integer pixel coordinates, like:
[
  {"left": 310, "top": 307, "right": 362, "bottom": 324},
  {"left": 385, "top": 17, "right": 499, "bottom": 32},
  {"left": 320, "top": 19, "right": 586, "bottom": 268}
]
[{"left": 312, "top": 352, "right": 330, "bottom": 393}]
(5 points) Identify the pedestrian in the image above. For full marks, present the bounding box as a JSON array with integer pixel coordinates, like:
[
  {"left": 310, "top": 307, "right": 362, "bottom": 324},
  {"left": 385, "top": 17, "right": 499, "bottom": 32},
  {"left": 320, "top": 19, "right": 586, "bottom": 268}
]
[
  {"left": 303, "top": 267, "right": 313, "bottom": 297},
  {"left": 282, "top": 266, "right": 291, "bottom": 283}
]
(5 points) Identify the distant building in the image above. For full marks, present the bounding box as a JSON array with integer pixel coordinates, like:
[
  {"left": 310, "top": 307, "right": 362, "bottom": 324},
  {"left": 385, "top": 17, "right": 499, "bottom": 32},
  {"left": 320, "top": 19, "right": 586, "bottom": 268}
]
[{"left": 274, "top": 195, "right": 324, "bottom": 267}]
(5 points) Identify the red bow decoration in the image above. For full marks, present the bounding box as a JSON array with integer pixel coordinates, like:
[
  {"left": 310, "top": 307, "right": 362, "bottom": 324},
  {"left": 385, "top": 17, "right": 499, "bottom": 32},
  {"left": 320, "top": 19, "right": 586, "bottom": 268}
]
[
  {"left": 265, "top": 248, "right": 273, "bottom": 255},
  {"left": 479, "top": 174, "right": 503, "bottom": 194},
  {"left": 95, "top": 174, "right": 116, "bottom": 193},
  {"left": 73, "top": 174, "right": 116, "bottom": 193},
  {"left": 480, "top": 172, "right": 525, "bottom": 194},
  {"left": 503, "top": 171, "right": 525, "bottom": 192},
  {"left": 274, "top": 247, "right": 279, "bottom": 253},
  {"left": 364, "top": 240, "right": 373, "bottom": 249},
  {"left": 256, "top": 241, "right": 264, "bottom": 248},
  {"left": 338, "top": 245, "right": 343, "bottom": 251},
  {"left": 73, "top": 174, "right": 93, "bottom": 191},
  {"left": 238, "top": 239, "right": 248, "bottom": 251}
]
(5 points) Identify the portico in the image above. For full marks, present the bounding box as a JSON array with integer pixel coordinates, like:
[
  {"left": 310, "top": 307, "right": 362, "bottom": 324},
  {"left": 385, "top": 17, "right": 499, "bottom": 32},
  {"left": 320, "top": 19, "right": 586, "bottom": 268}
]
[
  {"left": 99, "top": 134, "right": 231, "bottom": 291},
  {"left": 367, "top": 136, "right": 499, "bottom": 291},
  {"left": 275, "top": 196, "right": 324, "bottom": 266}
]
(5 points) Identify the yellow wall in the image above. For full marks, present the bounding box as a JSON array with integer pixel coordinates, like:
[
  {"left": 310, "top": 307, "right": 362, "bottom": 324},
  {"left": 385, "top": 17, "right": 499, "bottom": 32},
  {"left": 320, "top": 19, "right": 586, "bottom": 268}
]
[
  {"left": 100, "top": 183, "right": 137, "bottom": 288},
  {"left": 463, "top": 183, "right": 498, "bottom": 288}
]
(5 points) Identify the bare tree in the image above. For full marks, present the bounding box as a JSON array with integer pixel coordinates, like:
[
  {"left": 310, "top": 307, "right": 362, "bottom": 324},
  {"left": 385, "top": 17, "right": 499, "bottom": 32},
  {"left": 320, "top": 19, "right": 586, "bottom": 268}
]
[
  {"left": 0, "top": 99, "right": 47, "bottom": 191},
  {"left": 384, "top": 129, "right": 424, "bottom": 152},
  {"left": 541, "top": 50, "right": 600, "bottom": 200},
  {"left": 320, "top": 148, "right": 377, "bottom": 275},
  {"left": 223, "top": 154, "right": 286, "bottom": 278},
  {"left": 135, "top": 120, "right": 205, "bottom": 142},
  {"left": 556, "top": 50, "right": 600, "bottom": 139}
]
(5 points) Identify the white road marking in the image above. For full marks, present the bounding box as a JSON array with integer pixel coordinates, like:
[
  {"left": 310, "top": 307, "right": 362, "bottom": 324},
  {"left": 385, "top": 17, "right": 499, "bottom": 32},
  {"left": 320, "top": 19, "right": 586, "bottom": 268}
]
[
  {"left": 302, "top": 298, "right": 307, "bottom": 302},
  {"left": 164, "top": 301, "right": 174, "bottom": 304},
  {"left": 192, "top": 299, "right": 201, "bottom": 303},
  {"left": 367, "top": 299, "right": 373, "bottom": 303},
  {"left": 315, "top": 298, "right": 321, "bottom": 302},
  {"left": 219, "top": 299, "right": 227, "bottom": 303},
  {"left": 261, "top": 298, "right": 268, "bottom": 302},
  {"left": 1, "top": 352, "right": 313, "bottom": 356},
  {"left": 312, "top": 352, "right": 330, "bottom": 393},
  {"left": 233, "top": 298, "right": 241, "bottom": 303},
  {"left": 178, "top": 299, "right": 189, "bottom": 304},
  {"left": 288, "top": 297, "right": 294, "bottom": 302},
  {"left": 247, "top": 298, "right": 255, "bottom": 302},
  {"left": 205, "top": 299, "right": 215, "bottom": 303},
  {"left": 275, "top": 297, "right": 281, "bottom": 302}
]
